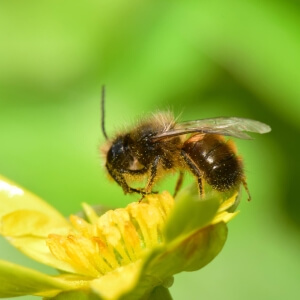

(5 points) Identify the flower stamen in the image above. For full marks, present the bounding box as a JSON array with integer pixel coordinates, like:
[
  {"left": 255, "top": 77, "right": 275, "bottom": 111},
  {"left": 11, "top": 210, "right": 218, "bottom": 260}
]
[{"left": 46, "top": 191, "right": 174, "bottom": 278}]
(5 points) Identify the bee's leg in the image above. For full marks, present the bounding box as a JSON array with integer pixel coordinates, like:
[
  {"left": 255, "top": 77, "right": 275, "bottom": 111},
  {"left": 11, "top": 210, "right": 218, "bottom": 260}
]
[
  {"left": 241, "top": 177, "right": 251, "bottom": 201},
  {"left": 173, "top": 171, "right": 184, "bottom": 197},
  {"left": 181, "top": 150, "right": 204, "bottom": 197},
  {"left": 144, "top": 156, "right": 160, "bottom": 193},
  {"left": 121, "top": 167, "right": 157, "bottom": 197},
  {"left": 137, "top": 157, "right": 161, "bottom": 202},
  {"left": 106, "top": 164, "right": 146, "bottom": 195}
]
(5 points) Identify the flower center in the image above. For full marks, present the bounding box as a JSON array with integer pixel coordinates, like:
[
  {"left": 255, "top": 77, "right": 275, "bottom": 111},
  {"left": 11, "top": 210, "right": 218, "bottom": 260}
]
[{"left": 46, "top": 192, "right": 174, "bottom": 278}]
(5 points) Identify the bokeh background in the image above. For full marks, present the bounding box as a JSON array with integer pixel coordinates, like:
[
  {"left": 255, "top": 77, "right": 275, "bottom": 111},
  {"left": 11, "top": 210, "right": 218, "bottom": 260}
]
[{"left": 0, "top": 1, "right": 299, "bottom": 299}]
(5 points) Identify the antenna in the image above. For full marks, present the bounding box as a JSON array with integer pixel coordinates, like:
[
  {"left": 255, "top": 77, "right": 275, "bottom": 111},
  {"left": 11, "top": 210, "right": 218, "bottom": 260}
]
[{"left": 101, "top": 85, "right": 108, "bottom": 140}]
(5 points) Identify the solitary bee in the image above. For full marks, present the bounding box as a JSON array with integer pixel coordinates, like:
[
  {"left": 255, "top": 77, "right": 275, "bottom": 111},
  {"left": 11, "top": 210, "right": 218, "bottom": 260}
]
[{"left": 101, "top": 89, "right": 271, "bottom": 200}]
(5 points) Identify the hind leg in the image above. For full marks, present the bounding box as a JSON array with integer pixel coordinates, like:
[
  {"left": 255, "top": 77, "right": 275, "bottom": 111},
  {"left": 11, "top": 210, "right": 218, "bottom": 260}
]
[
  {"left": 174, "top": 171, "right": 184, "bottom": 197},
  {"left": 241, "top": 177, "right": 251, "bottom": 201},
  {"left": 181, "top": 150, "right": 204, "bottom": 197}
]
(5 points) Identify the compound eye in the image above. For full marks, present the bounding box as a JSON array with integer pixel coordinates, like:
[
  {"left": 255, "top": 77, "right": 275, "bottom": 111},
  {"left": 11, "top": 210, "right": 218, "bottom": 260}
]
[{"left": 107, "top": 136, "right": 132, "bottom": 169}]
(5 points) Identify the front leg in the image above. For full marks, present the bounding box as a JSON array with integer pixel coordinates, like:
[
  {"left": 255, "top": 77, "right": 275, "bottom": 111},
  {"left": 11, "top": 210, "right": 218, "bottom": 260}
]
[
  {"left": 135, "top": 156, "right": 160, "bottom": 202},
  {"left": 106, "top": 164, "right": 147, "bottom": 195},
  {"left": 120, "top": 157, "right": 161, "bottom": 194},
  {"left": 144, "top": 156, "right": 160, "bottom": 194}
]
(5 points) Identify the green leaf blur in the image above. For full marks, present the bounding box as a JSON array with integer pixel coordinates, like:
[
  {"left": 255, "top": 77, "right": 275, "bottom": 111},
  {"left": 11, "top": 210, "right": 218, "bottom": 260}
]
[{"left": 164, "top": 185, "right": 221, "bottom": 241}]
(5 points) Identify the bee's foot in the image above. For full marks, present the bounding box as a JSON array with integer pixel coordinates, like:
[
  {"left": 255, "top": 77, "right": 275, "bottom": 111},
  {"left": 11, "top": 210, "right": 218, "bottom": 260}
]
[
  {"left": 138, "top": 195, "right": 145, "bottom": 203},
  {"left": 125, "top": 188, "right": 158, "bottom": 202},
  {"left": 138, "top": 190, "right": 158, "bottom": 202}
]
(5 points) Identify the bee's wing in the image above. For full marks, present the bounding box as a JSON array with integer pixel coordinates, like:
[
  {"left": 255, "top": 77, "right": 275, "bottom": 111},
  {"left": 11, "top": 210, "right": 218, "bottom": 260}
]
[{"left": 152, "top": 117, "right": 271, "bottom": 141}]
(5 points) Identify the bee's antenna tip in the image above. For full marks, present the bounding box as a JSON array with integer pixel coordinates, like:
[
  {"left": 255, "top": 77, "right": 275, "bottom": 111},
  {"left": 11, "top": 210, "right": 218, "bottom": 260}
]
[{"left": 101, "top": 85, "right": 109, "bottom": 140}]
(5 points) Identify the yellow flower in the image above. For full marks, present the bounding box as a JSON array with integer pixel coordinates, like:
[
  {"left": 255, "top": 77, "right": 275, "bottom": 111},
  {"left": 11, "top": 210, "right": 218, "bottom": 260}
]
[{"left": 0, "top": 175, "right": 239, "bottom": 299}]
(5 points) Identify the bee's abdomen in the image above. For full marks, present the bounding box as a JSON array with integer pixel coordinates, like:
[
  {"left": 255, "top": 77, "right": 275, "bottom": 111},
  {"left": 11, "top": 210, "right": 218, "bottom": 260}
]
[
  {"left": 206, "top": 151, "right": 242, "bottom": 191},
  {"left": 183, "top": 134, "right": 243, "bottom": 191}
]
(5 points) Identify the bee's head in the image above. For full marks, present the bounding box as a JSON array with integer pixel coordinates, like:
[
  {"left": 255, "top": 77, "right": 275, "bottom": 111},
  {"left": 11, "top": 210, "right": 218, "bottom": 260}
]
[{"left": 105, "top": 134, "right": 134, "bottom": 171}]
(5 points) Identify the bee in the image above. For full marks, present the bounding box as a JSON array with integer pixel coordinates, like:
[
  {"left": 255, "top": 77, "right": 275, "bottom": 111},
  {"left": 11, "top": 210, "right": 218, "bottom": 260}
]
[{"left": 101, "top": 89, "right": 271, "bottom": 200}]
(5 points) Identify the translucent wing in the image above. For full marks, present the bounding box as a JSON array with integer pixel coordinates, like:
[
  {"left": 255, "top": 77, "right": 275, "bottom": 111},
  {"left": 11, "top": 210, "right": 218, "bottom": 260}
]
[{"left": 152, "top": 117, "right": 271, "bottom": 141}]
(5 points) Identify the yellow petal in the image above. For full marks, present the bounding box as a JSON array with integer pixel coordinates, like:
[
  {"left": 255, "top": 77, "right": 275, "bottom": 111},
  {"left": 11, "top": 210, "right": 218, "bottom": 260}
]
[
  {"left": 91, "top": 262, "right": 142, "bottom": 300},
  {"left": 81, "top": 202, "right": 100, "bottom": 224},
  {"left": 212, "top": 211, "right": 239, "bottom": 224},
  {"left": 218, "top": 190, "right": 240, "bottom": 212},
  {"left": 5, "top": 235, "right": 80, "bottom": 274},
  {"left": 0, "top": 176, "right": 74, "bottom": 272},
  {"left": 1, "top": 210, "right": 69, "bottom": 237},
  {"left": 0, "top": 176, "right": 69, "bottom": 226},
  {"left": 0, "top": 259, "right": 87, "bottom": 298}
]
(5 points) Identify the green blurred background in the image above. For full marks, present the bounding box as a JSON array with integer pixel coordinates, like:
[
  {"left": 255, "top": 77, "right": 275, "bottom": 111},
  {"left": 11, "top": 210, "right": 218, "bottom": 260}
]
[{"left": 0, "top": 1, "right": 299, "bottom": 299}]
